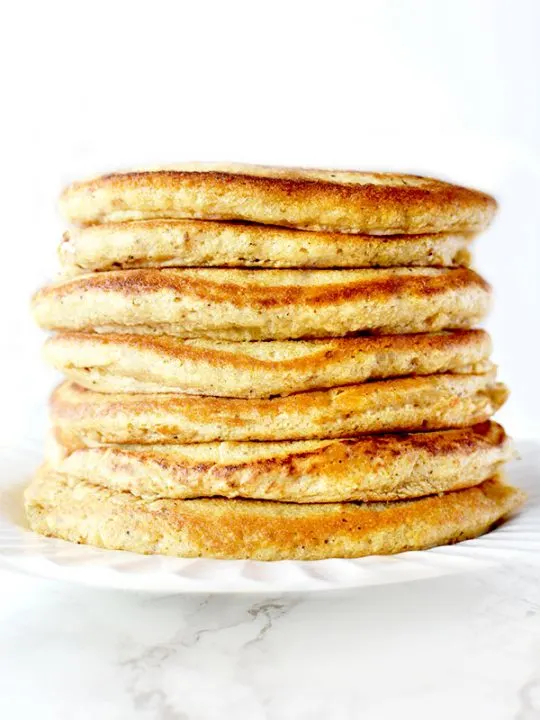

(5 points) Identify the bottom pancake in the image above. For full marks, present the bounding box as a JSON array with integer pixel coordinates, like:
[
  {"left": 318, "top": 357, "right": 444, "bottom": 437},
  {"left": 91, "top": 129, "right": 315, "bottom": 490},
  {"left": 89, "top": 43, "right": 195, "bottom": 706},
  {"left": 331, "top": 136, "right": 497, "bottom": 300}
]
[
  {"left": 25, "top": 469, "right": 524, "bottom": 561},
  {"left": 47, "top": 422, "right": 513, "bottom": 503}
]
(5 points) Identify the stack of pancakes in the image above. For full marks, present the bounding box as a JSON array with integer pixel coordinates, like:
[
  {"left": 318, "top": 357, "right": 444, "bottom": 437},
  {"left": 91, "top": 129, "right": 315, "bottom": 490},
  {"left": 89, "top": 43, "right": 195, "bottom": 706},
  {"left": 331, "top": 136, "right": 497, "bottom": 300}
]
[{"left": 26, "top": 164, "right": 524, "bottom": 560}]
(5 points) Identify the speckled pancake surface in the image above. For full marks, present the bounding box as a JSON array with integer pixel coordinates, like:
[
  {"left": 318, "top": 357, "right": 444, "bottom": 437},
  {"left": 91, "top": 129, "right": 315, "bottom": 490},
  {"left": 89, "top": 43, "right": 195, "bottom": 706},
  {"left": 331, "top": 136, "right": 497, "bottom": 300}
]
[
  {"left": 44, "top": 330, "right": 493, "bottom": 397},
  {"left": 59, "top": 163, "right": 497, "bottom": 235},
  {"left": 50, "top": 373, "right": 507, "bottom": 447},
  {"left": 32, "top": 267, "right": 491, "bottom": 340},
  {"left": 47, "top": 422, "right": 513, "bottom": 503},
  {"left": 25, "top": 470, "right": 524, "bottom": 560},
  {"left": 59, "top": 219, "right": 473, "bottom": 273}
]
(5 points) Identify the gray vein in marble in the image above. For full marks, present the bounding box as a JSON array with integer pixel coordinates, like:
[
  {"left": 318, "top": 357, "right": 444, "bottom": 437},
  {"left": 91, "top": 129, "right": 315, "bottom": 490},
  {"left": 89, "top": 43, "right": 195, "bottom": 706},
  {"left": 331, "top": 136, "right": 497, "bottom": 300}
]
[
  {"left": 116, "top": 594, "right": 300, "bottom": 718},
  {"left": 245, "top": 599, "right": 300, "bottom": 648},
  {"left": 133, "top": 689, "right": 189, "bottom": 720},
  {"left": 515, "top": 677, "right": 540, "bottom": 720}
]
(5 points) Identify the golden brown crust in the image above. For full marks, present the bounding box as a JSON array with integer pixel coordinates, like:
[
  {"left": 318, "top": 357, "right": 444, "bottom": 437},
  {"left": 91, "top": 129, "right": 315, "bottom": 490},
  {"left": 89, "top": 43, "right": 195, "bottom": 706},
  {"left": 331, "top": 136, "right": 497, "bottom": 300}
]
[
  {"left": 59, "top": 219, "right": 474, "bottom": 272},
  {"left": 44, "top": 330, "right": 493, "bottom": 397},
  {"left": 25, "top": 470, "right": 525, "bottom": 560},
  {"left": 50, "top": 373, "right": 508, "bottom": 446},
  {"left": 59, "top": 164, "right": 497, "bottom": 235},
  {"left": 48, "top": 422, "right": 514, "bottom": 503},
  {"left": 32, "top": 267, "right": 491, "bottom": 340}
]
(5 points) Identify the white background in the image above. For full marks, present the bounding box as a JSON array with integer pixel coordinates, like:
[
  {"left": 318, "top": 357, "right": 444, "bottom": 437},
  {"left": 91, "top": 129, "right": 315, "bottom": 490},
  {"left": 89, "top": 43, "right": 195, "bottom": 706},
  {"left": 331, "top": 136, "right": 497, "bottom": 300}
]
[
  {"left": 1, "top": 3, "right": 539, "bottom": 719},
  {"left": 2, "top": 0, "right": 539, "bottom": 446}
]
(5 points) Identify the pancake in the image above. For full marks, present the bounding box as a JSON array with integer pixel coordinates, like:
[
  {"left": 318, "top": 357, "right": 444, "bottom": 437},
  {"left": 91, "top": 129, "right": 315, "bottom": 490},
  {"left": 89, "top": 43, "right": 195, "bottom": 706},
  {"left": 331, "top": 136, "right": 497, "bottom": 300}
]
[
  {"left": 59, "top": 219, "right": 474, "bottom": 273},
  {"left": 47, "top": 422, "right": 513, "bottom": 503},
  {"left": 59, "top": 163, "right": 497, "bottom": 235},
  {"left": 51, "top": 373, "right": 507, "bottom": 447},
  {"left": 25, "top": 470, "right": 524, "bottom": 560},
  {"left": 32, "top": 267, "right": 491, "bottom": 340},
  {"left": 44, "top": 330, "right": 493, "bottom": 398}
]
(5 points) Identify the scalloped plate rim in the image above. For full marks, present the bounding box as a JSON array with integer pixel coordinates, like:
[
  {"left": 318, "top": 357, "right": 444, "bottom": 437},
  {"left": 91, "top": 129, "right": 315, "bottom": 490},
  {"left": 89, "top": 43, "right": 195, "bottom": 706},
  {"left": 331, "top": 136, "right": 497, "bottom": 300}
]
[{"left": 0, "top": 441, "right": 538, "bottom": 593}]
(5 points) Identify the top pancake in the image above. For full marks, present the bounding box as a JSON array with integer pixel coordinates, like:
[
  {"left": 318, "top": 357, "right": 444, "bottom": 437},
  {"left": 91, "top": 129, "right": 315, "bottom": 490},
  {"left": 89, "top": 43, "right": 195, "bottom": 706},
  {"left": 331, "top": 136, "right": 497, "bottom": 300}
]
[
  {"left": 59, "top": 163, "right": 497, "bottom": 235},
  {"left": 25, "top": 470, "right": 524, "bottom": 560}
]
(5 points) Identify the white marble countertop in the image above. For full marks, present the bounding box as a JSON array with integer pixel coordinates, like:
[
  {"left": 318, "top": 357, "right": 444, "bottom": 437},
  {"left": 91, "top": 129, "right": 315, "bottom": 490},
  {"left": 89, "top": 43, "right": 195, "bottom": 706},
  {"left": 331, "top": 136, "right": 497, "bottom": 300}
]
[{"left": 1, "top": 559, "right": 539, "bottom": 720}]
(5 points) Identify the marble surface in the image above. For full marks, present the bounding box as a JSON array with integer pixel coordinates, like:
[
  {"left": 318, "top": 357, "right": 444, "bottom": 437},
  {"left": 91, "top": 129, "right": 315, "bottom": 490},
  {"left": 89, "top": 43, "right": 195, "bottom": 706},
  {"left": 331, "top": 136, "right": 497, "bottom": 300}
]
[{"left": 1, "top": 558, "right": 539, "bottom": 720}]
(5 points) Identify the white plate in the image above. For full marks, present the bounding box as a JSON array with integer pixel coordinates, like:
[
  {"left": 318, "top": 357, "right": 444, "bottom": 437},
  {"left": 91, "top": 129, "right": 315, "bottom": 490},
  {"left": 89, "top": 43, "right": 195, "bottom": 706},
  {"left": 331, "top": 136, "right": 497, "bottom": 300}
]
[{"left": 0, "top": 441, "right": 539, "bottom": 593}]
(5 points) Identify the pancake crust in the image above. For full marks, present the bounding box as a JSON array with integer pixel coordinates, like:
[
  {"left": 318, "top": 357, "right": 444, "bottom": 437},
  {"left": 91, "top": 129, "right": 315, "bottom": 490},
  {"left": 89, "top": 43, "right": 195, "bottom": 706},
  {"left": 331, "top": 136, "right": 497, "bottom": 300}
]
[
  {"left": 59, "top": 163, "right": 497, "bottom": 235},
  {"left": 59, "top": 219, "right": 474, "bottom": 272},
  {"left": 25, "top": 470, "right": 524, "bottom": 560},
  {"left": 32, "top": 267, "right": 491, "bottom": 340},
  {"left": 44, "top": 330, "right": 493, "bottom": 397},
  {"left": 50, "top": 373, "right": 508, "bottom": 447},
  {"left": 48, "top": 422, "right": 513, "bottom": 503}
]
